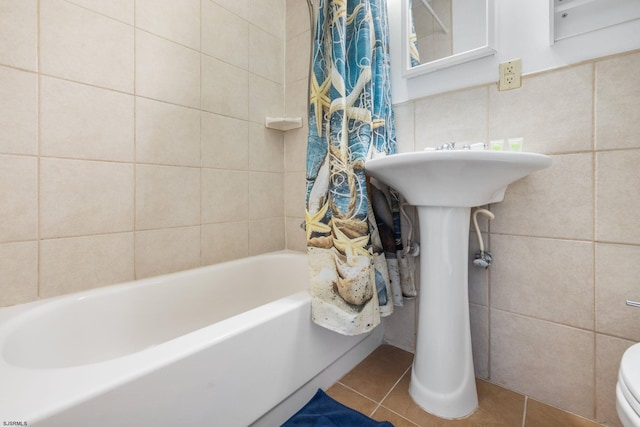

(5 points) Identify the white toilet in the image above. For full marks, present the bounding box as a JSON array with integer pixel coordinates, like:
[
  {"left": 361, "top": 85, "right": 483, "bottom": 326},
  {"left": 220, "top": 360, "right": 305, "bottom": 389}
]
[{"left": 617, "top": 343, "right": 640, "bottom": 427}]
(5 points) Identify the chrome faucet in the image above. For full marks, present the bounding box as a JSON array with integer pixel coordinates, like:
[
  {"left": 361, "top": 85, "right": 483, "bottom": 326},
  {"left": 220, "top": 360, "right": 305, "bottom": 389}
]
[{"left": 436, "top": 142, "right": 456, "bottom": 150}]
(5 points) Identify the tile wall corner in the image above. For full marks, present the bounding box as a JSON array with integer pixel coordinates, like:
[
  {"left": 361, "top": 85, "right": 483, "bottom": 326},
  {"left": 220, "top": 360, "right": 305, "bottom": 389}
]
[{"left": 0, "top": 0, "right": 290, "bottom": 307}]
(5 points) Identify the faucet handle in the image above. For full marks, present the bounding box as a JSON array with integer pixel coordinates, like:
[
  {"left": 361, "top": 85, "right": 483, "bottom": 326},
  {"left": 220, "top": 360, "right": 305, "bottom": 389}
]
[{"left": 436, "top": 142, "right": 456, "bottom": 151}]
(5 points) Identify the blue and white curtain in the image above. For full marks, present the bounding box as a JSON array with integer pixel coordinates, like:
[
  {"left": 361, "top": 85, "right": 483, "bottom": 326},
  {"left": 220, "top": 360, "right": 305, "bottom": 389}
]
[{"left": 305, "top": 0, "right": 414, "bottom": 335}]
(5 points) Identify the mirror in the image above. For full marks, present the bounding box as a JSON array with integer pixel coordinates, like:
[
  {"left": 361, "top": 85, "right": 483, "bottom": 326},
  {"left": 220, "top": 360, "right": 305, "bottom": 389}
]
[{"left": 402, "top": 0, "right": 496, "bottom": 78}]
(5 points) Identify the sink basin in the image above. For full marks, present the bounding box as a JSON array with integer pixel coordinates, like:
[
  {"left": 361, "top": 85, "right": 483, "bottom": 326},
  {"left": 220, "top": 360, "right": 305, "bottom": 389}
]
[
  {"left": 364, "top": 149, "right": 551, "bottom": 419},
  {"left": 365, "top": 150, "right": 552, "bottom": 207}
]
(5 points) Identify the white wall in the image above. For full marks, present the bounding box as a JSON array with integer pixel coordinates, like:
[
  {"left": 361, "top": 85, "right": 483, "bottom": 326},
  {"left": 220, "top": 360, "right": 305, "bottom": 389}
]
[{"left": 389, "top": 0, "right": 640, "bottom": 103}]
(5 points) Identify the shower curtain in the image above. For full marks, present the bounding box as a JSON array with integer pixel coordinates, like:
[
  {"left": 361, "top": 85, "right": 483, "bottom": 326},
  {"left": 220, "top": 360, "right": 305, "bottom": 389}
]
[{"left": 305, "top": 0, "right": 411, "bottom": 335}]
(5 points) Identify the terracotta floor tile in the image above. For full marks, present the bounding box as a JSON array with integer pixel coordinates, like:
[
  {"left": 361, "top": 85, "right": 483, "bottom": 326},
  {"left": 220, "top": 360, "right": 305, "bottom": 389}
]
[
  {"left": 327, "top": 345, "right": 605, "bottom": 427},
  {"left": 339, "top": 344, "right": 414, "bottom": 402},
  {"left": 381, "top": 373, "right": 525, "bottom": 426},
  {"left": 470, "top": 380, "right": 527, "bottom": 426},
  {"left": 326, "top": 383, "right": 379, "bottom": 417},
  {"left": 525, "top": 399, "right": 603, "bottom": 427}
]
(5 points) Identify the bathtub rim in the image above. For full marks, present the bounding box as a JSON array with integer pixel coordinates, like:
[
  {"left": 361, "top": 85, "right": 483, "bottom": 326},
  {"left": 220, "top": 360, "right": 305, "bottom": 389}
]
[
  {"left": 0, "top": 250, "right": 309, "bottom": 369},
  {"left": 0, "top": 249, "right": 307, "bottom": 324}
]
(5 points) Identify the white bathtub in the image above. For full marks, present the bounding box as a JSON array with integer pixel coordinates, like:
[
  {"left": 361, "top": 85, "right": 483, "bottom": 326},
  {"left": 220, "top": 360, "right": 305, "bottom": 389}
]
[{"left": 0, "top": 251, "right": 382, "bottom": 426}]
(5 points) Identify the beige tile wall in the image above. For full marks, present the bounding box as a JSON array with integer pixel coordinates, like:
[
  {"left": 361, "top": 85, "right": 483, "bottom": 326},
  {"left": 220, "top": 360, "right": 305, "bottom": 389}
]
[
  {"left": 284, "top": 0, "right": 311, "bottom": 252},
  {"left": 0, "top": 0, "right": 288, "bottom": 306},
  {"left": 386, "top": 50, "right": 640, "bottom": 426}
]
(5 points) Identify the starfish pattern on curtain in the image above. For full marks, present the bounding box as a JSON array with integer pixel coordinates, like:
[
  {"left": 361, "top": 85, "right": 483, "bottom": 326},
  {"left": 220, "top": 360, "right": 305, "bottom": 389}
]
[{"left": 305, "top": 0, "right": 401, "bottom": 335}]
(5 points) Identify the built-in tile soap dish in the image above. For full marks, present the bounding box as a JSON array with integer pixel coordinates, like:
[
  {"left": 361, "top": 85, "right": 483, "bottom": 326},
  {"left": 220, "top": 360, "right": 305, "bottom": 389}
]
[{"left": 265, "top": 117, "right": 303, "bottom": 131}]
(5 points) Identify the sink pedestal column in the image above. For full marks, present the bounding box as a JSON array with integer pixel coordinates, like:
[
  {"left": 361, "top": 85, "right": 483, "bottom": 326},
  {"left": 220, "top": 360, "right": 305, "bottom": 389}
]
[{"left": 409, "top": 206, "right": 478, "bottom": 419}]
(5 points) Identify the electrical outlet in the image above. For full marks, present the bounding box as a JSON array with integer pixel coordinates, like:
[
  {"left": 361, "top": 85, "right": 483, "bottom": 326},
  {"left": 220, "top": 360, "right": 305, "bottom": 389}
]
[{"left": 498, "top": 59, "right": 522, "bottom": 91}]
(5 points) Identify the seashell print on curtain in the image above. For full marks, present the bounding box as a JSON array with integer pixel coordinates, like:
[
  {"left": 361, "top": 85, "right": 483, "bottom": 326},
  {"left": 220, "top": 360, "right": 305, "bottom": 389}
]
[{"left": 305, "top": 0, "right": 413, "bottom": 335}]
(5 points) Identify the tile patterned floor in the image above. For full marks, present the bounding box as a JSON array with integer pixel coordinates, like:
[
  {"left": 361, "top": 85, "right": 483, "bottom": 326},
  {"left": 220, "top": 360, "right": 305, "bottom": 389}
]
[{"left": 326, "top": 345, "right": 604, "bottom": 427}]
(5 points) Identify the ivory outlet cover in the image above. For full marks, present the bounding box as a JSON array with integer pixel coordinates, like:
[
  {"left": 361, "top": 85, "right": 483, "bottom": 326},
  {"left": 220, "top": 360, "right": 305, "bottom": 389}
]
[{"left": 498, "top": 59, "right": 522, "bottom": 91}]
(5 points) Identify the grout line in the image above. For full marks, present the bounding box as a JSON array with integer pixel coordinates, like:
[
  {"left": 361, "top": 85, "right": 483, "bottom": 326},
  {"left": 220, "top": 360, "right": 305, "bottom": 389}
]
[
  {"left": 335, "top": 382, "right": 379, "bottom": 407},
  {"left": 132, "top": 0, "right": 137, "bottom": 280},
  {"left": 62, "top": 0, "right": 132, "bottom": 28},
  {"left": 591, "top": 62, "right": 599, "bottom": 419},
  {"left": 490, "top": 306, "right": 596, "bottom": 334},
  {"left": 488, "top": 231, "right": 594, "bottom": 244},
  {"left": 489, "top": 228, "right": 640, "bottom": 247},
  {"left": 36, "top": 0, "right": 42, "bottom": 300},
  {"left": 33, "top": 154, "right": 240, "bottom": 170},
  {"left": 372, "top": 365, "right": 421, "bottom": 427},
  {"left": 62, "top": 0, "right": 269, "bottom": 75},
  {"left": 198, "top": 0, "right": 203, "bottom": 267},
  {"left": 11, "top": 62, "right": 271, "bottom": 128},
  {"left": 371, "top": 364, "right": 413, "bottom": 416},
  {"left": 522, "top": 395, "right": 528, "bottom": 427},
  {"left": 591, "top": 61, "right": 597, "bottom": 153}
]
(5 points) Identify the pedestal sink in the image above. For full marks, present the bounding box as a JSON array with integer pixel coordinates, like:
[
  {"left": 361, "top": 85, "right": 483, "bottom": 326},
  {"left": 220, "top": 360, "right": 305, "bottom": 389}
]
[{"left": 365, "top": 150, "right": 551, "bottom": 419}]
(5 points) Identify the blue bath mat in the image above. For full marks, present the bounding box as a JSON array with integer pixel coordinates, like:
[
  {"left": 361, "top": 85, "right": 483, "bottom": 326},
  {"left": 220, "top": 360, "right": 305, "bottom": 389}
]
[{"left": 281, "top": 389, "right": 393, "bottom": 427}]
